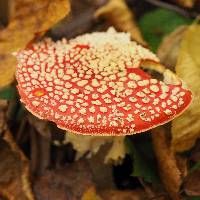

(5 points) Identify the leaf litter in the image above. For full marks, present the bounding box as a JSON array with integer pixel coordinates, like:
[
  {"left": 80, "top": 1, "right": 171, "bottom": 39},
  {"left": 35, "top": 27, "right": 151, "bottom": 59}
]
[
  {"left": 0, "top": 0, "right": 200, "bottom": 200},
  {"left": 172, "top": 24, "right": 200, "bottom": 152},
  {"left": 0, "top": 0, "right": 70, "bottom": 88}
]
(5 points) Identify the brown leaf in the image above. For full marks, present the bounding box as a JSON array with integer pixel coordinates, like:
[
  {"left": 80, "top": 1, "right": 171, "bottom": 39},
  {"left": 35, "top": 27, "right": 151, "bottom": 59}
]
[
  {"left": 0, "top": 100, "right": 8, "bottom": 134},
  {"left": 190, "top": 140, "right": 200, "bottom": 162},
  {"left": 0, "top": 131, "right": 34, "bottom": 200},
  {"left": 95, "top": 0, "right": 147, "bottom": 46},
  {"left": 171, "top": 0, "right": 196, "bottom": 8},
  {"left": 50, "top": 0, "right": 108, "bottom": 39},
  {"left": 99, "top": 189, "right": 147, "bottom": 200},
  {"left": 172, "top": 24, "right": 200, "bottom": 152},
  {"left": 0, "top": 0, "right": 70, "bottom": 88},
  {"left": 157, "top": 26, "right": 187, "bottom": 71},
  {"left": 183, "top": 169, "right": 200, "bottom": 196},
  {"left": 87, "top": 145, "right": 115, "bottom": 189},
  {"left": 33, "top": 160, "right": 95, "bottom": 200},
  {"left": 152, "top": 127, "right": 183, "bottom": 200}
]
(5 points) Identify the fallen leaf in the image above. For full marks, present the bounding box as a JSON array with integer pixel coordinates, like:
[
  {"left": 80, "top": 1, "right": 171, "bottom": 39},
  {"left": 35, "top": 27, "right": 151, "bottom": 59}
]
[
  {"left": 0, "top": 86, "right": 17, "bottom": 100},
  {"left": 87, "top": 145, "right": 116, "bottom": 189},
  {"left": 50, "top": 0, "right": 108, "bottom": 39},
  {"left": 157, "top": 26, "right": 187, "bottom": 71},
  {"left": 183, "top": 169, "right": 200, "bottom": 196},
  {"left": 139, "top": 8, "right": 190, "bottom": 52},
  {"left": 95, "top": 0, "right": 147, "bottom": 46},
  {"left": 33, "top": 160, "right": 95, "bottom": 200},
  {"left": 63, "top": 133, "right": 126, "bottom": 164},
  {"left": 33, "top": 159, "right": 147, "bottom": 200},
  {"left": 172, "top": 24, "right": 200, "bottom": 152},
  {"left": 0, "top": 131, "right": 34, "bottom": 200},
  {"left": 104, "top": 136, "right": 126, "bottom": 164},
  {"left": 190, "top": 161, "right": 200, "bottom": 172},
  {"left": 63, "top": 132, "right": 112, "bottom": 159},
  {"left": 126, "top": 135, "right": 160, "bottom": 184},
  {"left": 0, "top": 0, "right": 70, "bottom": 88},
  {"left": 0, "top": 100, "right": 8, "bottom": 134},
  {"left": 171, "top": 0, "right": 196, "bottom": 8},
  {"left": 175, "top": 155, "right": 188, "bottom": 179},
  {"left": 190, "top": 140, "right": 200, "bottom": 162},
  {"left": 152, "top": 127, "right": 183, "bottom": 200},
  {"left": 99, "top": 189, "right": 146, "bottom": 200},
  {"left": 81, "top": 187, "right": 102, "bottom": 200}
]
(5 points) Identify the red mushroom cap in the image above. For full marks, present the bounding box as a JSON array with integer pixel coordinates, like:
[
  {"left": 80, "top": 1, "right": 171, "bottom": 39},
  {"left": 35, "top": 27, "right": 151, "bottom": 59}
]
[{"left": 16, "top": 28, "right": 192, "bottom": 136}]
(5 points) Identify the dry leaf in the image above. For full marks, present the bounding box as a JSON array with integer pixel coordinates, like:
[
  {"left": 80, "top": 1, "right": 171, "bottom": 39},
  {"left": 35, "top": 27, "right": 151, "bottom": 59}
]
[
  {"left": 33, "top": 160, "right": 95, "bottom": 200},
  {"left": 183, "top": 169, "right": 200, "bottom": 196},
  {"left": 0, "top": 131, "right": 34, "bottom": 200},
  {"left": 50, "top": 0, "right": 108, "bottom": 39},
  {"left": 63, "top": 133, "right": 126, "bottom": 164},
  {"left": 34, "top": 159, "right": 146, "bottom": 200},
  {"left": 0, "top": 100, "right": 8, "bottom": 134},
  {"left": 99, "top": 189, "right": 146, "bottom": 200},
  {"left": 157, "top": 26, "right": 187, "bottom": 71},
  {"left": 81, "top": 187, "right": 102, "bottom": 200},
  {"left": 87, "top": 147, "right": 115, "bottom": 189},
  {"left": 63, "top": 132, "right": 113, "bottom": 159},
  {"left": 190, "top": 140, "right": 200, "bottom": 162},
  {"left": 152, "top": 127, "right": 183, "bottom": 200},
  {"left": 95, "top": 0, "right": 147, "bottom": 46},
  {"left": 172, "top": 24, "right": 200, "bottom": 152},
  {"left": 171, "top": 0, "right": 196, "bottom": 8},
  {"left": 0, "top": 0, "right": 70, "bottom": 88},
  {"left": 104, "top": 136, "right": 126, "bottom": 164}
]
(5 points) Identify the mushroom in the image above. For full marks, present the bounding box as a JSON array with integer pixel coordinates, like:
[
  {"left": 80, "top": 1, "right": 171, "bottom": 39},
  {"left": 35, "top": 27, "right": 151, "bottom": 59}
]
[{"left": 15, "top": 28, "right": 192, "bottom": 136}]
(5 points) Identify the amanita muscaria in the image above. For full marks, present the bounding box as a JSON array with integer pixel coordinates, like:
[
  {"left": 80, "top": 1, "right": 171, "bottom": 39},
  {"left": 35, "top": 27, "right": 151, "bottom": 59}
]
[{"left": 16, "top": 28, "right": 192, "bottom": 136}]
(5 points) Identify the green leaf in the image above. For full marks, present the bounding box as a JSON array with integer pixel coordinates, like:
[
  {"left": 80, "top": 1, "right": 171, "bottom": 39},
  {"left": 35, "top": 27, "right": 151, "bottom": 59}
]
[
  {"left": 186, "top": 196, "right": 200, "bottom": 200},
  {"left": 190, "top": 161, "right": 200, "bottom": 173},
  {"left": 138, "top": 8, "right": 191, "bottom": 52},
  {"left": 0, "top": 86, "right": 17, "bottom": 100},
  {"left": 125, "top": 135, "right": 160, "bottom": 184}
]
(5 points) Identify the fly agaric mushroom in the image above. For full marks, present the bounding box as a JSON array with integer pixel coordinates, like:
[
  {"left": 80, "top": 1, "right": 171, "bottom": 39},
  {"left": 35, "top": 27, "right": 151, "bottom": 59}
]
[{"left": 15, "top": 28, "right": 192, "bottom": 136}]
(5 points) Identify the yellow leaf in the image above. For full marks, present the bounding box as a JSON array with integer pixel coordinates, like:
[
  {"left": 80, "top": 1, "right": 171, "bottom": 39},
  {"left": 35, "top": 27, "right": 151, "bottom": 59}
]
[
  {"left": 173, "top": 0, "right": 196, "bottom": 8},
  {"left": 104, "top": 136, "right": 126, "bottom": 164},
  {"left": 0, "top": 0, "right": 70, "bottom": 88},
  {"left": 157, "top": 26, "right": 187, "bottom": 71},
  {"left": 172, "top": 24, "right": 200, "bottom": 152},
  {"left": 95, "top": 0, "right": 147, "bottom": 46},
  {"left": 81, "top": 187, "right": 102, "bottom": 200}
]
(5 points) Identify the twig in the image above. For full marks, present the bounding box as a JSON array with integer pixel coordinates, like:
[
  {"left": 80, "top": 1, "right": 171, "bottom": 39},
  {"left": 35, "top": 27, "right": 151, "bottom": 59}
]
[
  {"left": 30, "top": 127, "right": 38, "bottom": 177},
  {"left": 138, "top": 178, "right": 156, "bottom": 199},
  {"left": 16, "top": 118, "right": 27, "bottom": 143},
  {"left": 37, "top": 133, "right": 51, "bottom": 175},
  {"left": 0, "top": 0, "right": 10, "bottom": 26},
  {"left": 144, "top": 0, "right": 199, "bottom": 18}
]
